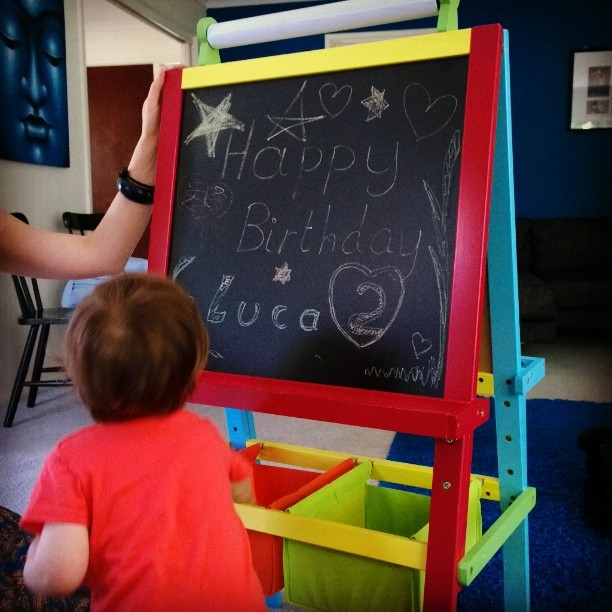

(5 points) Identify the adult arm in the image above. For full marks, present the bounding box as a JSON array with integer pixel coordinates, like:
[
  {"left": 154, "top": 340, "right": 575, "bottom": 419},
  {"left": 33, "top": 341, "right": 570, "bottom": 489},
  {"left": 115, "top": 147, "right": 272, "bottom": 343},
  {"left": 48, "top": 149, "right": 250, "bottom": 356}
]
[
  {"left": 23, "top": 522, "right": 89, "bottom": 598},
  {"left": 0, "top": 67, "right": 172, "bottom": 280}
]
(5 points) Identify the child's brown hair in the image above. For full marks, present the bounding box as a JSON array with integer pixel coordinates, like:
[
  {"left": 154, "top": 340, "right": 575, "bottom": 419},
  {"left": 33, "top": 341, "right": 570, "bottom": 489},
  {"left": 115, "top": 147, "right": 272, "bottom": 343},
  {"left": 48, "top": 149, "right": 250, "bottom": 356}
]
[{"left": 64, "top": 273, "right": 208, "bottom": 422}]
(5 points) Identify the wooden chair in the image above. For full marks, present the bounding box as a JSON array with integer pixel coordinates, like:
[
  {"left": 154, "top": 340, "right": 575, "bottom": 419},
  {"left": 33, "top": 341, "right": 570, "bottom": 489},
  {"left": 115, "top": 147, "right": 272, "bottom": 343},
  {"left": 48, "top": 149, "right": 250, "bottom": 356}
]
[
  {"left": 62, "top": 211, "right": 104, "bottom": 235},
  {"left": 4, "top": 213, "right": 73, "bottom": 428}
]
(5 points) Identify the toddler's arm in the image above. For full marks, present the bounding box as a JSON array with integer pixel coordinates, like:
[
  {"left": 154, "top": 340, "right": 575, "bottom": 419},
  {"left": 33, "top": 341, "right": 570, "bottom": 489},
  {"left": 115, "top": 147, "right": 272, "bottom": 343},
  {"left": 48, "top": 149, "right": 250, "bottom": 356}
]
[
  {"left": 231, "top": 477, "right": 256, "bottom": 504},
  {"left": 23, "top": 522, "right": 89, "bottom": 597}
]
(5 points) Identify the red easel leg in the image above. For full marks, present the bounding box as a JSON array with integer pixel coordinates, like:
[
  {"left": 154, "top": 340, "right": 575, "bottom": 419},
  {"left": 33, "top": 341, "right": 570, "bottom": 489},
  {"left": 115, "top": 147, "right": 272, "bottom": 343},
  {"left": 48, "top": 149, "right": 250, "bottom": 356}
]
[{"left": 423, "top": 431, "right": 474, "bottom": 610}]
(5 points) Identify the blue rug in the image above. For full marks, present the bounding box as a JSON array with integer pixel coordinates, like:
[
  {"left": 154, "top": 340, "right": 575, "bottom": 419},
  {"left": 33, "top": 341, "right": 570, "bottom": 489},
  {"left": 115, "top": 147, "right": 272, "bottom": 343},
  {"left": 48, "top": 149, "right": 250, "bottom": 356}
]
[{"left": 387, "top": 399, "right": 612, "bottom": 611}]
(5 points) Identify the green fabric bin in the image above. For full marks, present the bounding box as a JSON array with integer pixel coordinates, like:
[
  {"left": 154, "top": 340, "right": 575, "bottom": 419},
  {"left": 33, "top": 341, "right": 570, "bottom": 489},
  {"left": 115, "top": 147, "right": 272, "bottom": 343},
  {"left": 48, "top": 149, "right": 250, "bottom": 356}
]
[{"left": 283, "top": 462, "right": 482, "bottom": 612}]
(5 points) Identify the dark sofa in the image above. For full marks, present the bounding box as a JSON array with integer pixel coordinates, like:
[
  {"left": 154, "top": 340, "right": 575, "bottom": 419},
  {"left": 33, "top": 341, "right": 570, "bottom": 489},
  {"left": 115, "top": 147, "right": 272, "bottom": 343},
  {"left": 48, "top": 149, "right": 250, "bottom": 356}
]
[{"left": 516, "top": 217, "right": 612, "bottom": 343}]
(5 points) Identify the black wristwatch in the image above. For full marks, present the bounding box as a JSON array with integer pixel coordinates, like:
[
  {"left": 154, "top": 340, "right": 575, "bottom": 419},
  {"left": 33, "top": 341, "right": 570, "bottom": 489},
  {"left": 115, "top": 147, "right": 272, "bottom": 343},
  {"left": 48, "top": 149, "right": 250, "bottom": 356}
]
[{"left": 117, "top": 168, "right": 155, "bottom": 205}]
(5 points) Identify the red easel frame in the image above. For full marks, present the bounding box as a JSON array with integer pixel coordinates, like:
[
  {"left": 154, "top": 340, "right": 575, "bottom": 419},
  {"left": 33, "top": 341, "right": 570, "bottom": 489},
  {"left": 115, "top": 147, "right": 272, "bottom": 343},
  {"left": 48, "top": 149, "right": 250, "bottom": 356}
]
[{"left": 149, "top": 24, "right": 503, "bottom": 609}]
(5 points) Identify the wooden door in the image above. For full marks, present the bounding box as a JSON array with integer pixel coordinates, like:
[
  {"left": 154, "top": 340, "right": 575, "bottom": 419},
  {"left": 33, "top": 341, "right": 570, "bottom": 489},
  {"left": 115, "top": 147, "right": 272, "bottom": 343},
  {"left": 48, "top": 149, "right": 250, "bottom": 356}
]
[{"left": 87, "top": 65, "right": 153, "bottom": 258}]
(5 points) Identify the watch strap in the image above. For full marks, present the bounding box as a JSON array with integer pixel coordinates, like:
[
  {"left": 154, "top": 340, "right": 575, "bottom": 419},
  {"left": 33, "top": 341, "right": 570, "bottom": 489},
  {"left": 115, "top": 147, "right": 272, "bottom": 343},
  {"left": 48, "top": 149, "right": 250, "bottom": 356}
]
[{"left": 117, "top": 167, "right": 155, "bottom": 205}]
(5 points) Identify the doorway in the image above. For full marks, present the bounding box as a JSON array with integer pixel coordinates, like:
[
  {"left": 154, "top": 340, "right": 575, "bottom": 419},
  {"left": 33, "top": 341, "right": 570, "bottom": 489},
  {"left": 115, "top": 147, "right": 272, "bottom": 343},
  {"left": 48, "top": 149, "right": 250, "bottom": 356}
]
[{"left": 86, "top": 64, "right": 153, "bottom": 258}]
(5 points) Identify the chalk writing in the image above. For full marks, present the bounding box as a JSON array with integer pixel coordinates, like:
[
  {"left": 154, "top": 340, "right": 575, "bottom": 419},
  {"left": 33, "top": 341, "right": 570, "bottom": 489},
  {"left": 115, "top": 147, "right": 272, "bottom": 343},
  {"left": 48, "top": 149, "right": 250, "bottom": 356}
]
[
  {"left": 235, "top": 202, "right": 420, "bottom": 267},
  {"left": 207, "top": 275, "right": 234, "bottom": 324},
  {"left": 168, "top": 54, "right": 469, "bottom": 397},
  {"left": 220, "top": 133, "right": 399, "bottom": 199},
  {"left": 364, "top": 356, "right": 438, "bottom": 387},
  {"left": 178, "top": 177, "right": 233, "bottom": 219},
  {"left": 172, "top": 256, "right": 195, "bottom": 280}
]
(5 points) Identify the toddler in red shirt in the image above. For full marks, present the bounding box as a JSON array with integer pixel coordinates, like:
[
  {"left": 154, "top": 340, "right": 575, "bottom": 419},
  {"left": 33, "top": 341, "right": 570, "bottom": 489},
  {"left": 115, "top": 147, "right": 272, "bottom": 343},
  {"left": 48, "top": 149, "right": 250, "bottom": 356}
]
[{"left": 21, "top": 273, "right": 267, "bottom": 611}]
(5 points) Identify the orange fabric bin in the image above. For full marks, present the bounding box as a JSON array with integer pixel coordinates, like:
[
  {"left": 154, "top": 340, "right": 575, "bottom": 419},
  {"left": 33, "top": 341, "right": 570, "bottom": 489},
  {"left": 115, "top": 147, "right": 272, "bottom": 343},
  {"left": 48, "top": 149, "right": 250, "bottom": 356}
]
[{"left": 239, "top": 445, "right": 354, "bottom": 596}]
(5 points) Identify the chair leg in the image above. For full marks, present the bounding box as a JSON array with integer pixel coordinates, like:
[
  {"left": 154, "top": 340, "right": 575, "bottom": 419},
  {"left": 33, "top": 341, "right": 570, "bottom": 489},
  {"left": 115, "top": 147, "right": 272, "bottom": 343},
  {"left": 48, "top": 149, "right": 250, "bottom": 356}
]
[
  {"left": 27, "top": 324, "right": 51, "bottom": 407},
  {"left": 4, "top": 325, "right": 39, "bottom": 428}
]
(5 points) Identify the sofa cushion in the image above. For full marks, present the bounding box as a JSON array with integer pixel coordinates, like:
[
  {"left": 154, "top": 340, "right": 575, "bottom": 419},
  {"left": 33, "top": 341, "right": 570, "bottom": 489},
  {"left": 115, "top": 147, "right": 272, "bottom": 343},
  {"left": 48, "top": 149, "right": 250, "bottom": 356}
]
[
  {"left": 556, "top": 309, "right": 612, "bottom": 331},
  {"left": 518, "top": 273, "right": 556, "bottom": 319},
  {"left": 548, "top": 276, "right": 612, "bottom": 310},
  {"left": 532, "top": 218, "right": 612, "bottom": 275},
  {"left": 520, "top": 319, "right": 557, "bottom": 343}
]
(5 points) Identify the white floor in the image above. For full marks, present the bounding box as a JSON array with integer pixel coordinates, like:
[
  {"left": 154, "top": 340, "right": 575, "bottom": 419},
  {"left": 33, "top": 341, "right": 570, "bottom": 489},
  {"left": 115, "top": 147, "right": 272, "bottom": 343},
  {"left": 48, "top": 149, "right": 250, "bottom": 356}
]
[
  {"left": 2, "top": 335, "right": 610, "bottom": 516},
  {"left": 522, "top": 337, "right": 612, "bottom": 403},
  {"left": 1, "top": 334, "right": 609, "bottom": 611}
]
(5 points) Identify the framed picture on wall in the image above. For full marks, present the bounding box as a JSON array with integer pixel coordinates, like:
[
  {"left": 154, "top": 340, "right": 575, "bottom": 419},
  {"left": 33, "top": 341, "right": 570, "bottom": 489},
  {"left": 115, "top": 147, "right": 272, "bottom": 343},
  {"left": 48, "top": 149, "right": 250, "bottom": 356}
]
[
  {"left": 0, "top": 0, "right": 70, "bottom": 166},
  {"left": 570, "top": 49, "right": 612, "bottom": 130}
]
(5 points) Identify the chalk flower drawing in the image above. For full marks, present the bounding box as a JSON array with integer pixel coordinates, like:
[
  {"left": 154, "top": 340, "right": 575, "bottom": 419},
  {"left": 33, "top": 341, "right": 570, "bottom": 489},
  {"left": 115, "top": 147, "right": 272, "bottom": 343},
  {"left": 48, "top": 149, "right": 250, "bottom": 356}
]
[
  {"left": 424, "top": 129, "right": 461, "bottom": 386},
  {"left": 361, "top": 86, "right": 390, "bottom": 121},
  {"left": 184, "top": 93, "right": 244, "bottom": 157},
  {"left": 267, "top": 80, "right": 325, "bottom": 143},
  {"left": 362, "top": 131, "right": 460, "bottom": 389},
  {"left": 273, "top": 262, "right": 292, "bottom": 284}
]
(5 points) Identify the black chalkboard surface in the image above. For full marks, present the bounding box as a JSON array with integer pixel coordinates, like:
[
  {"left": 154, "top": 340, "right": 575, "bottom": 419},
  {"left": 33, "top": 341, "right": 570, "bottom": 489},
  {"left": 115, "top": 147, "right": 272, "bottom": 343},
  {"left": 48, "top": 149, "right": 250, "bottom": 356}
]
[{"left": 166, "top": 54, "right": 469, "bottom": 398}]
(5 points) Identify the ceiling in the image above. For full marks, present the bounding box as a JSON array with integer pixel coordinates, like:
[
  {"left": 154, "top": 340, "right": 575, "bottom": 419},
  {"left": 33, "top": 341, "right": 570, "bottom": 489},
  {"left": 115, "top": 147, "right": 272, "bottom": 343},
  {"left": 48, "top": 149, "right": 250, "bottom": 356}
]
[
  {"left": 111, "top": 0, "right": 326, "bottom": 40},
  {"left": 109, "top": 0, "right": 206, "bottom": 41},
  {"left": 207, "top": 1, "right": 318, "bottom": 6}
]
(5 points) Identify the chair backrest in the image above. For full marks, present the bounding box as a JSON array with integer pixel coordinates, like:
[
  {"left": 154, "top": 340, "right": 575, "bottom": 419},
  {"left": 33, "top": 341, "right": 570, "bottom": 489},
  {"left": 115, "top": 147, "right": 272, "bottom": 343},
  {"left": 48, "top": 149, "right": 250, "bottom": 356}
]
[
  {"left": 62, "top": 211, "right": 104, "bottom": 235},
  {"left": 10, "top": 213, "right": 44, "bottom": 319}
]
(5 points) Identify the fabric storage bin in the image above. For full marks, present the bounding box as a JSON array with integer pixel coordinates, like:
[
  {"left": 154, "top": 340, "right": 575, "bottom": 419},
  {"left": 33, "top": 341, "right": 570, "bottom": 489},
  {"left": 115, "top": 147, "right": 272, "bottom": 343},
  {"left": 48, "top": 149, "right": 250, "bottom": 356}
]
[
  {"left": 283, "top": 461, "right": 482, "bottom": 612},
  {"left": 239, "top": 445, "right": 355, "bottom": 596}
]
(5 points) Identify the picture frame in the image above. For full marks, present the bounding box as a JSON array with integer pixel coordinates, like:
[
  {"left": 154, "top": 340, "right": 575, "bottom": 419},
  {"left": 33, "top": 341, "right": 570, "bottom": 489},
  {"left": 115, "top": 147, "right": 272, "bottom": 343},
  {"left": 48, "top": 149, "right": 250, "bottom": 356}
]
[{"left": 570, "top": 49, "right": 612, "bottom": 130}]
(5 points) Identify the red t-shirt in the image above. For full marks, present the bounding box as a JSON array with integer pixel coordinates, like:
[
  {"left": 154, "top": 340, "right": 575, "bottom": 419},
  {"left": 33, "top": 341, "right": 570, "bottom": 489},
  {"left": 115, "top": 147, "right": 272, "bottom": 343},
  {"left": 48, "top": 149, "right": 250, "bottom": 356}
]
[{"left": 21, "top": 409, "right": 266, "bottom": 612}]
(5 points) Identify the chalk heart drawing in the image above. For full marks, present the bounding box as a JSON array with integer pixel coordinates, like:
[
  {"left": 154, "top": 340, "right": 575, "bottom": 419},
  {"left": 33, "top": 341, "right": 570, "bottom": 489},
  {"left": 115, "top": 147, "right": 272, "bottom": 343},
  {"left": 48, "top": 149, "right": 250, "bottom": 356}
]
[
  {"left": 319, "top": 84, "right": 352, "bottom": 118},
  {"left": 403, "top": 83, "right": 457, "bottom": 141},
  {"left": 329, "top": 263, "right": 405, "bottom": 349},
  {"left": 411, "top": 332, "right": 432, "bottom": 359}
]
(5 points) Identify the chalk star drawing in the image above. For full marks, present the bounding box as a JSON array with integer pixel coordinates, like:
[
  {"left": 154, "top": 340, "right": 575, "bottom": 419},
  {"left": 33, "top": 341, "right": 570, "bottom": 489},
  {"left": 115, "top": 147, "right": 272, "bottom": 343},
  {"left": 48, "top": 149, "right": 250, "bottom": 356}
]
[
  {"left": 184, "top": 93, "right": 244, "bottom": 157},
  {"left": 267, "top": 80, "right": 325, "bottom": 143},
  {"left": 361, "top": 86, "right": 389, "bottom": 121},
  {"left": 273, "top": 262, "right": 292, "bottom": 284}
]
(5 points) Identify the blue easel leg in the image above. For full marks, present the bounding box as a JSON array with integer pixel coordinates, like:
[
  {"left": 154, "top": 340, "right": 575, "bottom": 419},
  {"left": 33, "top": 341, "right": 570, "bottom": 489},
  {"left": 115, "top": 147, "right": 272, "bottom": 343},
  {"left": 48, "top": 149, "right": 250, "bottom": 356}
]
[
  {"left": 225, "top": 408, "right": 282, "bottom": 609},
  {"left": 225, "top": 407, "right": 257, "bottom": 449},
  {"left": 265, "top": 592, "right": 283, "bottom": 609},
  {"left": 487, "top": 30, "right": 534, "bottom": 612}
]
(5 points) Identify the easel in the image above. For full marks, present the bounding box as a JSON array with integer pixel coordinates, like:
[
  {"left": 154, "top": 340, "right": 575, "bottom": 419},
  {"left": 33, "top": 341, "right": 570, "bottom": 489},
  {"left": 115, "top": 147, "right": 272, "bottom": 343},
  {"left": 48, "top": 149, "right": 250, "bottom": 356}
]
[{"left": 151, "top": 1, "right": 542, "bottom": 609}]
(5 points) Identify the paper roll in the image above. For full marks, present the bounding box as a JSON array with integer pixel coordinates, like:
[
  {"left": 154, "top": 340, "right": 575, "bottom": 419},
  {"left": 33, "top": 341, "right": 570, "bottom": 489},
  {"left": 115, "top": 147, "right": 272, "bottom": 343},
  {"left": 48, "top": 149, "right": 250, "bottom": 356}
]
[{"left": 206, "top": 0, "right": 439, "bottom": 50}]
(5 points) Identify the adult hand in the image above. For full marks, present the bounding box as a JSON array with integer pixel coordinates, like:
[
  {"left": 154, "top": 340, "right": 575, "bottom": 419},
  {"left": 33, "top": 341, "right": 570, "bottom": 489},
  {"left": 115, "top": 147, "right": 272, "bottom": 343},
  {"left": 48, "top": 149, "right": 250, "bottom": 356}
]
[{"left": 128, "top": 65, "right": 180, "bottom": 187}]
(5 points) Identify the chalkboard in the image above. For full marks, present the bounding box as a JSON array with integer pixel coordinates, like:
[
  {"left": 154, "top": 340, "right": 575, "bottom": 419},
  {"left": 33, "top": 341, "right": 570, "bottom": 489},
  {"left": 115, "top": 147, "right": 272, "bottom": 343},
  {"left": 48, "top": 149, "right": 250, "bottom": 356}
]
[{"left": 150, "top": 25, "right": 503, "bottom": 418}]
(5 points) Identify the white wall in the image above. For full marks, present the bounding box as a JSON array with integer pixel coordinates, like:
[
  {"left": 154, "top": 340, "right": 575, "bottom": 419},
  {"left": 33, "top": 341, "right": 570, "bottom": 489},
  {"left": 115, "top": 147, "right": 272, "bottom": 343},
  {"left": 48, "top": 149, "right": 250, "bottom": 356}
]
[
  {"left": 0, "top": 0, "right": 90, "bottom": 406},
  {"left": 0, "top": 0, "right": 195, "bottom": 406},
  {"left": 83, "top": 0, "right": 195, "bottom": 68}
]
